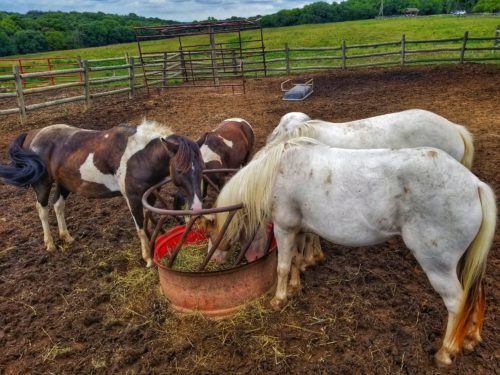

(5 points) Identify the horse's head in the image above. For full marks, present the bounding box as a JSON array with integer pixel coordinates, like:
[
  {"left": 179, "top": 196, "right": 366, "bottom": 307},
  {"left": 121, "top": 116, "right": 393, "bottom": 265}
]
[
  {"left": 197, "top": 214, "right": 269, "bottom": 263},
  {"left": 267, "top": 112, "right": 311, "bottom": 144},
  {"left": 162, "top": 134, "right": 205, "bottom": 211}
]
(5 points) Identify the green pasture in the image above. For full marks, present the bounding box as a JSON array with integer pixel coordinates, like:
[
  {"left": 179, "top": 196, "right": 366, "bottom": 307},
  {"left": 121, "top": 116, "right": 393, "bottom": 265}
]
[
  {"left": 6, "top": 15, "right": 499, "bottom": 60},
  {"left": 0, "top": 15, "right": 498, "bottom": 88}
]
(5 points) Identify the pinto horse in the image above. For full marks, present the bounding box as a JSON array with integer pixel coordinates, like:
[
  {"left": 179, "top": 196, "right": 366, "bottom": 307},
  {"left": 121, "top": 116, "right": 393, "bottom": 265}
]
[
  {"left": 266, "top": 109, "right": 475, "bottom": 270},
  {"left": 174, "top": 118, "right": 254, "bottom": 209},
  {"left": 203, "top": 138, "right": 496, "bottom": 366},
  {"left": 0, "top": 120, "right": 205, "bottom": 267}
]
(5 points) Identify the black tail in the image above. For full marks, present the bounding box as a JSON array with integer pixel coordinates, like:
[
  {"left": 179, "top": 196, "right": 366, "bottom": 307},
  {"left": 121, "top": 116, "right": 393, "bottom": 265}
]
[{"left": 0, "top": 133, "right": 47, "bottom": 187}]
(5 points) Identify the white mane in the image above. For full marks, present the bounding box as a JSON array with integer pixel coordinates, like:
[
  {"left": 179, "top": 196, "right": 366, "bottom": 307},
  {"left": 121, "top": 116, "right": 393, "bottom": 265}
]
[{"left": 137, "top": 119, "right": 173, "bottom": 139}]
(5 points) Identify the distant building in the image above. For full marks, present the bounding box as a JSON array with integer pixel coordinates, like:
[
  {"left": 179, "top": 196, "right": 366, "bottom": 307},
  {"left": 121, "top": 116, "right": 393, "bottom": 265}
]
[{"left": 402, "top": 8, "right": 420, "bottom": 16}]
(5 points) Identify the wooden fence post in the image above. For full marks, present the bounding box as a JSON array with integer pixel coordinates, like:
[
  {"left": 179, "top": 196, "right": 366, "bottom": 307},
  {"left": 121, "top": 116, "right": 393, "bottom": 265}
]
[
  {"left": 285, "top": 43, "right": 291, "bottom": 74},
  {"left": 163, "top": 52, "right": 168, "bottom": 86},
  {"left": 400, "top": 34, "right": 406, "bottom": 66},
  {"left": 82, "top": 60, "right": 91, "bottom": 109},
  {"left": 341, "top": 40, "right": 347, "bottom": 69},
  {"left": 13, "top": 65, "right": 26, "bottom": 123},
  {"left": 460, "top": 31, "right": 468, "bottom": 64},
  {"left": 231, "top": 49, "right": 238, "bottom": 75},
  {"left": 128, "top": 56, "right": 135, "bottom": 99}
]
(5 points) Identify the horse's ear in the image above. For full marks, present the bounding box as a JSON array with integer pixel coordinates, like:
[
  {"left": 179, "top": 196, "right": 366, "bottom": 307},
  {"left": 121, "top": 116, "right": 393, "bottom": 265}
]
[
  {"left": 196, "top": 132, "right": 209, "bottom": 148},
  {"left": 162, "top": 135, "right": 179, "bottom": 154}
]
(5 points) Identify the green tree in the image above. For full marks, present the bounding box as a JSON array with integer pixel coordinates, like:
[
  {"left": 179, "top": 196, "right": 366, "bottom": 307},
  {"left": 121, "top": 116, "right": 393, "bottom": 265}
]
[
  {"left": 0, "top": 31, "right": 16, "bottom": 56},
  {"left": 473, "top": 0, "right": 500, "bottom": 11},
  {"left": 44, "top": 30, "right": 74, "bottom": 51},
  {"left": 15, "top": 30, "right": 48, "bottom": 53},
  {"left": 0, "top": 15, "right": 21, "bottom": 36}
]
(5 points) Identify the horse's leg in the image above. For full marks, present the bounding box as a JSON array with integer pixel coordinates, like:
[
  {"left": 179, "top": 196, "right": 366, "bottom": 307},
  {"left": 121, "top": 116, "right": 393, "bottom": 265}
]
[
  {"left": 270, "top": 226, "right": 295, "bottom": 310},
  {"left": 301, "top": 234, "right": 325, "bottom": 270},
  {"left": 126, "top": 194, "right": 152, "bottom": 268},
  {"left": 312, "top": 235, "right": 325, "bottom": 264},
  {"left": 32, "top": 178, "right": 56, "bottom": 251},
  {"left": 403, "top": 232, "right": 463, "bottom": 365},
  {"left": 462, "top": 284, "right": 484, "bottom": 351},
  {"left": 288, "top": 234, "right": 305, "bottom": 297},
  {"left": 301, "top": 233, "right": 315, "bottom": 271},
  {"left": 53, "top": 185, "right": 74, "bottom": 244}
]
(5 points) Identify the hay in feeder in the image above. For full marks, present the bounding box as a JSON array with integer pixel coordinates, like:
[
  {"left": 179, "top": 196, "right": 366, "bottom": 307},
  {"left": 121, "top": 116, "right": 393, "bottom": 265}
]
[{"left": 162, "top": 240, "right": 241, "bottom": 272}]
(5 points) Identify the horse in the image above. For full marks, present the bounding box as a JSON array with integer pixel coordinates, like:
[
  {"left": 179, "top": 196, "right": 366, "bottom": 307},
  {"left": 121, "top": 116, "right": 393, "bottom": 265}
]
[
  {"left": 202, "top": 138, "right": 496, "bottom": 366},
  {"left": 174, "top": 117, "right": 254, "bottom": 210},
  {"left": 0, "top": 120, "right": 205, "bottom": 267},
  {"left": 267, "top": 109, "right": 474, "bottom": 168},
  {"left": 266, "top": 109, "right": 475, "bottom": 269}
]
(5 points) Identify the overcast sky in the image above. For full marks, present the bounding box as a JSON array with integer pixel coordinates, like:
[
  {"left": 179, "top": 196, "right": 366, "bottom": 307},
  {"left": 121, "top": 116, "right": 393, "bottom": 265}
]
[{"left": 0, "top": 0, "right": 317, "bottom": 22}]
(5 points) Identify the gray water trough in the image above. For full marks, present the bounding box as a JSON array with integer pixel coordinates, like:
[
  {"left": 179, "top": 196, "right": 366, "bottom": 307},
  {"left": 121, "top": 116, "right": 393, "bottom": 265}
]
[{"left": 281, "top": 79, "right": 314, "bottom": 101}]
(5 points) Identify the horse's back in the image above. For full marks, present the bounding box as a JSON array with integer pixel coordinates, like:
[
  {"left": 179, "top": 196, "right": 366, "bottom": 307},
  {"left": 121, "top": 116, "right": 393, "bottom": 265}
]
[
  {"left": 273, "top": 145, "right": 480, "bottom": 246},
  {"left": 213, "top": 119, "right": 255, "bottom": 163},
  {"left": 309, "top": 109, "right": 465, "bottom": 161}
]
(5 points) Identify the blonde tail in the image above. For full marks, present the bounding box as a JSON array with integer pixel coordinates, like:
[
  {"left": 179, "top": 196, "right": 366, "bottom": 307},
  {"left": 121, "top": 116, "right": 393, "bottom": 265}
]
[
  {"left": 457, "top": 124, "right": 474, "bottom": 169},
  {"left": 451, "top": 182, "right": 496, "bottom": 347}
]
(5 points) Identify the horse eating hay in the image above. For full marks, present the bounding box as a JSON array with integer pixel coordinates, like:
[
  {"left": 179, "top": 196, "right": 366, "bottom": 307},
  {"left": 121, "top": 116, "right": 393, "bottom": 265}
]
[
  {"left": 267, "top": 109, "right": 475, "bottom": 270},
  {"left": 0, "top": 120, "right": 205, "bottom": 267},
  {"left": 268, "top": 109, "right": 474, "bottom": 168},
  {"left": 203, "top": 138, "right": 496, "bottom": 366},
  {"left": 174, "top": 117, "right": 255, "bottom": 210}
]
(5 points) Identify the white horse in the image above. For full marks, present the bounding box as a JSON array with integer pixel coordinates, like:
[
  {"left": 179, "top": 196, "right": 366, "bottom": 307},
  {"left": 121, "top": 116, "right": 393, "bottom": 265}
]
[
  {"left": 205, "top": 138, "right": 496, "bottom": 366},
  {"left": 268, "top": 109, "right": 474, "bottom": 168},
  {"left": 267, "top": 109, "right": 475, "bottom": 269}
]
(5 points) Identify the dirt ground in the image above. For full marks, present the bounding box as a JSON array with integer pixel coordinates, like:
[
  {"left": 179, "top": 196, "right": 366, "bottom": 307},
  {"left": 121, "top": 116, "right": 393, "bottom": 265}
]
[{"left": 0, "top": 64, "right": 499, "bottom": 375}]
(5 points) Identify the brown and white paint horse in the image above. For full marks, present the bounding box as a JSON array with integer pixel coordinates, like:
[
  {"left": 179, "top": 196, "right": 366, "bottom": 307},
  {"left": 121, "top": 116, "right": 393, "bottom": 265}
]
[
  {"left": 174, "top": 118, "right": 254, "bottom": 209},
  {"left": 0, "top": 120, "right": 205, "bottom": 267}
]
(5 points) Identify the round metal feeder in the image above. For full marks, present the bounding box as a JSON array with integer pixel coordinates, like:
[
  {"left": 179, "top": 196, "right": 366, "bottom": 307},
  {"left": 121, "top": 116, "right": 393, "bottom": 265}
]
[{"left": 142, "top": 169, "right": 277, "bottom": 317}]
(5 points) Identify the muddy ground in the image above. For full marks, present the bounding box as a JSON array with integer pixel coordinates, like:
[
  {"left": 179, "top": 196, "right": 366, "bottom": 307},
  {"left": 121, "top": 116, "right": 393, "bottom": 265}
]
[{"left": 0, "top": 64, "right": 499, "bottom": 374}]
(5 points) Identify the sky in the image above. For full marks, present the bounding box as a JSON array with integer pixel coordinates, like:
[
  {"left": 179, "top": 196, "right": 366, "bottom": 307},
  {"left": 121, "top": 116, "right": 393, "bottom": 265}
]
[{"left": 0, "top": 0, "right": 317, "bottom": 22}]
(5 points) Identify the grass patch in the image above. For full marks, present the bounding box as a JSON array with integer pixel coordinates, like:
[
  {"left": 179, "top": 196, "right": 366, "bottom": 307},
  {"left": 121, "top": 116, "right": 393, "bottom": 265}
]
[
  {"left": 100, "top": 242, "right": 158, "bottom": 319},
  {"left": 3, "top": 15, "right": 498, "bottom": 60}
]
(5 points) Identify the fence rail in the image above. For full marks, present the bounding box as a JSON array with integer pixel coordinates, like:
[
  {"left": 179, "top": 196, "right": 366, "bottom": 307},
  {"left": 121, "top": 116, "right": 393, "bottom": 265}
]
[{"left": 0, "top": 31, "right": 498, "bottom": 123}]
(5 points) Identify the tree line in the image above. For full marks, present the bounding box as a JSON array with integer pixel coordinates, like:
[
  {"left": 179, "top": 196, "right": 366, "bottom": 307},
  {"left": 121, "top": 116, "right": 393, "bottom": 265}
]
[
  {"left": 260, "top": 0, "right": 498, "bottom": 27},
  {"left": 0, "top": 11, "right": 175, "bottom": 57},
  {"left": 1, "top": 0, "right": 498, "bottom": 57}
]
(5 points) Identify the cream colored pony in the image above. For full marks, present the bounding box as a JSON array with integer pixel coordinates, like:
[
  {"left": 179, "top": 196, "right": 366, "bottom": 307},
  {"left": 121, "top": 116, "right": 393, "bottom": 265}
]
[
  {"left": 268, "top": 109, "right": 474, "bottom": 168},
  {"left": 268, "top": 109, "right": 475, "bottom": 269},
  {"left": 207, "top": 138, "right": 496, "bottom": 366}
]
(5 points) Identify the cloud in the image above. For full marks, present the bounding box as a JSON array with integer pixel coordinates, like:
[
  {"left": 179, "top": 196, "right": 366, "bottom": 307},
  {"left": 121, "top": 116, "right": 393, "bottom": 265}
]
[{"left": 0, "top": 0, "right": 314, "bottom": 21}]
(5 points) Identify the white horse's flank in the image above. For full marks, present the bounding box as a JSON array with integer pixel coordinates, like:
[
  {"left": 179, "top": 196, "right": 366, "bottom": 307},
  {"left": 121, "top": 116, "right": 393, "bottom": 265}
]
[
  {"left": 268, "top": 109, "right": 474, "bottom": 168},
  {"left": 215, "top": 138, "right": 495, "bottom": 366}
]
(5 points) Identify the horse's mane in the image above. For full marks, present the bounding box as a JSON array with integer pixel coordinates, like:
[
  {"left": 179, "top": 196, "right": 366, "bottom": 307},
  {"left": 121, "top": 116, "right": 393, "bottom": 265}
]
[
  {"left": 171, "top": 137, "right": 200, "bottom": 173},
  {"left": 266, "top": 121, "right": 316, "bottom": 147},
  {"left": 138, "top": 119, "right": 174, "bottom": 138},
  {"left": 252, "top": 122, "right": 316, "bottom": 161},
  {"left": 216, "top": 137, "right": 322, "bottom": 242}
]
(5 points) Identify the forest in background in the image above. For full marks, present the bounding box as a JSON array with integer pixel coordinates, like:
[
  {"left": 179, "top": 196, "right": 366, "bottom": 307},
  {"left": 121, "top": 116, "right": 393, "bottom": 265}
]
[{"left": 0, "top": 0, "right": 498, "bottom": 56}]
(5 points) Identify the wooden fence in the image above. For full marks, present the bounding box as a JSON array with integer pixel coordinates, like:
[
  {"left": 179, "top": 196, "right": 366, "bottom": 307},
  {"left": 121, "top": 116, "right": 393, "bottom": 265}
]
[{"left": 0, "top": 31, "right": 498, "bottom": 123}]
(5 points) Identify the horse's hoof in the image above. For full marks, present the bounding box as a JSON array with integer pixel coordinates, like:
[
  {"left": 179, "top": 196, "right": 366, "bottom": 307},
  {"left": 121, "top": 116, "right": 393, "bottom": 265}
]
[
  {"left": 46, "top": 243, "right": 57, "bottom": 252},
  {"left": 462, "top": 335, "right": 480, "bottom": 351},
  {"left": 270, "top": 297, "right": 286, "bottom": 311},
  {"left": 287, "top": 286, "right": 301, "bottom": 298},
  {"left": 62, "top": 235, "right": 75, "bottom": 245},
  {"left": 145, "top": 259, "right": 154, "bottom": 268},
  {"left": 314, "top": 254, "right": 326, "bottom": 265},
  {"left": 462, "top": 340, "right": 475, "bottom": 351},
  {"left": 434, "top": 349, "right": 453, "bottom": 367}
]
